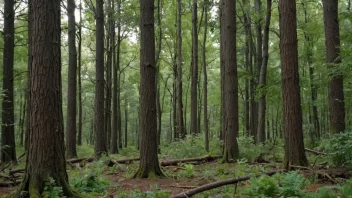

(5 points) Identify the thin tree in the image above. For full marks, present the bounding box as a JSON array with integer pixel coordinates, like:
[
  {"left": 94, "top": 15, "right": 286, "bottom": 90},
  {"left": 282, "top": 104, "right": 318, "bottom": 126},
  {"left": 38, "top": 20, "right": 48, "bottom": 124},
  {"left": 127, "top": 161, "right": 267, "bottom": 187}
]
[
  {"left": 221, "top": 0, "right": 239, "bottom": 162},
  {"left": 66, "top": 0, "right": 78, "bottom": 158},
  {"left": 177, "top": 0, "right": 185, "bottom": 139},
  {"left": 279, "top": 0, "right": 308, "bottom": 170},
  {"left": 322, "top": 0, "right": 345, "bottom": 134},
  {"left": 256, "top": 0, "right": 272, "bottom": 143},
  {"left": 95, "top": 0, "right": 108, "bottom": 156},
  {"left": 191, "top": 0, "right": 198, "bottom": 135},
  {"left": 134, "top": 0, "right": 164, "bottom": 178},
  {"left": 2, "top": 0, "right": 17, "bottom": 163},
  {"left": 14, "top": 0, "right": 79, "bottom": 195},
  {"left": 203, "top": 0, "right": 209, "bottom": 152},
  {"left": 77, "top": 0, "right": 83, "bottom": 146}
]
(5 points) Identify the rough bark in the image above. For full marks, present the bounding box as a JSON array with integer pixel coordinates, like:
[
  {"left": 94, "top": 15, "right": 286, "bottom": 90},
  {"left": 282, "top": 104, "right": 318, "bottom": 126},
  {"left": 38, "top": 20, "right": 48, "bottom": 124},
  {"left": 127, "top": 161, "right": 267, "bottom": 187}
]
[
  {"left": 177, "top": 0, "right": 186, "bottom": 139},
  {"left": 77, "top": 0, "right": 83, "bottom": 146},
  {"left": 13, "top": 0, "right": 79, "bottom": 196},
  {"left": 322, "top": 0, "right": 345, "bottom": 134},
  {"left": 134, "top": 0, "right": 164, "bottom": 178},
  {"left": 156, "top": 0, "right": 163, "bottom": 151},
  {"left": 256, "top": 0, "right": 272, "bottom": 143},
  {"left": 203, "top": 0, "right": 209, "bottom": 152},
  {"left": 25, "top": 0, "right": 32, "bottom": 151},
  {"left": 66, "top": 0, "right": 78, "bottom": 158},
  {"left": 111, "top": 0, "right": 120, "bottom": 154},
  {"left": 279, "top": 0, "right": 308, "bottom": 170},
  {"left": 95, "top": 0, "right": 108, "bottom": 157},
  {"left": 1, "top": 0, "right": 17, "bottom": 163},
  {"left": 220, "top": 0, "right": 239, "bottom": 162},
  {"left": 190, "top": 0, "right": 198, "bottom": 135}
]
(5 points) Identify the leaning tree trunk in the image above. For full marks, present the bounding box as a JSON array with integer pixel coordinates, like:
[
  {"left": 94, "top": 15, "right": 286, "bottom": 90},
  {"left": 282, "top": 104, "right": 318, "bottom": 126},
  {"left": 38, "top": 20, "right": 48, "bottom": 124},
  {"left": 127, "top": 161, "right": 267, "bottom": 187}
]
[
  {"left": 279, "top": 0, "right": 308, "bottom": 170},
  {"left": 95, "top": 0, "right": 108, "bottom": 157},
  {"left": 190, "top": 0, "right": 198, "bottom": 135},
  {"left": 1, "top": 0, "right": 17, "bottom": 163},
  {"left": 66, "top": 0, "right": 78, "bottom": 158},
  {"left": 14, "top": 0, "right": 79, "bottom": 196},
  {"left": 134, "top": 0, "right": 164, "bottom": 178},
  {"left": 221, "top": 0, "right": 239, "bottom": 162},
  {"left": 322, "top": 0, "right": 345, "bottom": 134},
  {"left": 256, "top": 0, "right": 272, "bottom": 143}
]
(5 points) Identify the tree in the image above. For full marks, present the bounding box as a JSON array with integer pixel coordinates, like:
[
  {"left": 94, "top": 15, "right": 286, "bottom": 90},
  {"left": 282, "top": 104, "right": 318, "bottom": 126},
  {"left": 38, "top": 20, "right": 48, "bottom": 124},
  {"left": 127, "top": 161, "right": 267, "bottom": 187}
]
[
  {"left": 95, "top": 0, "right": 108, "bottom": 156},
  {"left": 77, "top": 0, "right": 83, "bottom": 146},
  {"left": 14, "top": 0, "right": 78, "bottom": 196},
  {"left": 279, "top": 0, "right": 308, "bottom": 170},
  {"left": 221, "top": 0, "right": 239, "bottom": 162},
  {"left": 1, "top": 0, "right": 17, "bottom": 163},
  {"left": 190, "top": 0, "right": 198, "bottom": 135},
  {"left": 134, "top": 0, "right": 164, "bottom": 178},
  {"left": 66, "top": 0, "right": 78, "bottom": 158},
  {"left": 203, "top": 0, "right": 209, "bottom": 152},
  {"left": 322, "top": 0, "right": 345, "bottom": 134},
  {"left": 177, "top": 0, "right": 186, "bottom": 139},
  {"left": 256, "top": 0, "right": 272, "bottom": 143}
]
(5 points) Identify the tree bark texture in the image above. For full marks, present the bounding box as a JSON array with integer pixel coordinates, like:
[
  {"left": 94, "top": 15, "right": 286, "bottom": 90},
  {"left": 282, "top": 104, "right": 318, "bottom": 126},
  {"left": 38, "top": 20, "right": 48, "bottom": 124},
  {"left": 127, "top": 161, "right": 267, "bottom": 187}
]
[
  {"left": 220, "top": 0, "right": 239, "bottom": 162},
  {"left": 77, "top": 0, "right": 83, "bottom": 146},
  {"left": 1, "top": 0, "right": 17, "bottom": 163},
  {"left": 14, "top": 0, "right": 78, "bottom": 196},
  {"left": 66, "top": 0, "right": 78, "bottom": 158},
  {"left": 203, "top": 0, "right": 209, "bottom": 152},
  {"left": 134, "top": 0, "right": 164, "bottom": 178},
  {"left": 177, "top": 0, "right": 185, "bottom": 139},
  {"left": 322, "top": 0, "right": 345, "bottom": 134},
  {"left": 94, "top": 0, "right": 108, "bottom": 156},
  {"left": 279, "top": 0, "right": 308, "bottom": 170}
]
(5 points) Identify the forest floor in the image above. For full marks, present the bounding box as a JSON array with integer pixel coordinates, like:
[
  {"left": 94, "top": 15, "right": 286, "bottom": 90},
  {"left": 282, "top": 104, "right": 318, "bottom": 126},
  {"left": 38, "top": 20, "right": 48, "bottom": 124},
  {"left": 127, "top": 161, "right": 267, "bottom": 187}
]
[{"left": 0, "top": 144, "right": 351, "bottom": 197}]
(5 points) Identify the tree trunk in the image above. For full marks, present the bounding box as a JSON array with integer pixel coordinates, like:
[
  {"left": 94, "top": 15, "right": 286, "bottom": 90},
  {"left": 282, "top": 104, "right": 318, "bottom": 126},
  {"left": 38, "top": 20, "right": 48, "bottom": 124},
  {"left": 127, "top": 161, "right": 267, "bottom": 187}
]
[
  {"left": 95, "top": 0, "right": 108, "bottom": 157},
  {"left": 20, "top": 93, "right": 27, "bottom": 146},
  {"left": 203, "top": 0, "right": 209, "bottom": 152},
  {"left": 124, "top": 93, "right": 128, "bottom": 148},
  {"left": 1, "top": 0, "right": 16, "bottom": 163},
  {"left": 279, "top": 0, "right": 308, "bottom": 170},
  {"left": 77, "top": 0, "right": 83, "bottom": 146},
  {"left": 25, "top": 0, "right": 32, "bottom": 151},
  {"left": 221, "top": 0, "right": 239, "bottom": 162},
  {"left": 156, "top": 0, "right": 162, "bottom": 152},
  {"left": 111, "top": 0, "right": 120, "bottom": 154},
  {"left": 256, "top": 0, "right": 272, "bottom": 143},
  {"left": 14, "top": 0, "right": 78, "bottom": 195},
  {"left": 134, "top": 0, "right": 164, "bottom": 178},
  {"left": 191, "top": 0, "right": 198, "bottom": 135},
  {"left": 322, "top": 0, "right": 345, "bottom": 134},
  {"left": 65, "top": 0, "right": 78, "bottom": 158},
  {"left": 177, "top": 0, "right": 186, "bottom": 139}
]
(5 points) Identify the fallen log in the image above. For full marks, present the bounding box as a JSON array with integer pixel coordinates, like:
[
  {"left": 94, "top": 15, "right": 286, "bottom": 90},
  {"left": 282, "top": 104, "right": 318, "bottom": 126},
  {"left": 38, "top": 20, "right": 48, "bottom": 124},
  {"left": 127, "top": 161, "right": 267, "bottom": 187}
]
[
  {"left": 0, "top": 180, "right": 21, "bottom": 187},
  {"left": 171, "top": 170, "right": 282, "bottom": 198},
  {"left": 160, "top": 155, "right": 222, "bottom": 166},
  {"left": 67, "top": 157, "right": 94, "bottom": 164},
  {"left": 305, "top": 148, "right": 326, "bottom": 155},
  {"left": 107, "top": 157, "right": 140, "bottom": 166},
  {"left": 9, "top": 168, "right": 24, "bottom": 175}
]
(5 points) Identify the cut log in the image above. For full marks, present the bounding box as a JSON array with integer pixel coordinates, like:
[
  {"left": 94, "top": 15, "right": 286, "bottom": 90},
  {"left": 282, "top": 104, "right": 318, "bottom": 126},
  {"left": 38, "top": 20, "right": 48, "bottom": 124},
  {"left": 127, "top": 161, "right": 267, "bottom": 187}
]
[
  {"left": 171, "top": 170, "right": 282, "bottom": 198},
  {"left": 305, "top": 148, "right": 326, "bottom": 155},
  {"left": 160, "top": 155, "right": 222, "bottom": 166}
]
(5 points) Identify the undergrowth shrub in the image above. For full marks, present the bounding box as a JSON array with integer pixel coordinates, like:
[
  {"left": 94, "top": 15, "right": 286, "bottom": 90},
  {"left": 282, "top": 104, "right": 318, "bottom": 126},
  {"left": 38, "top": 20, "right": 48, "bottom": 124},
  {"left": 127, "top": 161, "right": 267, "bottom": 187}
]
[
  {"left": 237, "top": 136, "right": 264, "bottom": 161},
  {"left": 43, "top": 177, "right": 65, "bottom": 198},
  {"left": 323, "top": 132, "right": 352, "bottom": 167}
]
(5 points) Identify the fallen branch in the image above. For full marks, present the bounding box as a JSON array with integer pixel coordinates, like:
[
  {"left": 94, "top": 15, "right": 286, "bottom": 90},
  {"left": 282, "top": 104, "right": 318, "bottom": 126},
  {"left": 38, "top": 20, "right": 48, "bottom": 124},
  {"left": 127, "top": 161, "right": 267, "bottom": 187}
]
[
  {"left": 171, "top": 170, "right": 283, "bottom": 198},
  {"left": 0, "top": 180, "right": 21, "bottom": 187},
  {"left": 160, "top": 155, "right": 222, "bottom": 167},
  {"left": 67, "top": 157, "right": 94, "bottom": 164},
  {"left": 9, "top": 168, "right": 24, "bottom": 175},
  {"left": 305, "top": 148, "right": 326, "bottom": 155}
]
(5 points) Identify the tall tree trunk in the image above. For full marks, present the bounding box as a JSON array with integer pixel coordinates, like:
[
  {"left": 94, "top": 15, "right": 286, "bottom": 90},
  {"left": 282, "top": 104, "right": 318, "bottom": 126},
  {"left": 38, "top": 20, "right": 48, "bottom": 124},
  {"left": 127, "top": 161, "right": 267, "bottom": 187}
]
[
  {"left": 14, "top": 0, "right": 78, "bottom": 195},
  {"left": 77, "top": 0, "right": 83, "bottom": 146},
  {"left": 95, "top": 0, "right": 108, "bottom": 157},
  {"left": 177, "top": 0, "right": 186, "bottom": 139},
  {"left": 65, "top": 0, "right": 78, "bottom": 158},
  {"left": 221, "top": 0, "right": 239, "bottom": 162},
  {"left": 256, "top": 0, "right": 272, "bottom": 143},
  {"left": 323, "top": 0, "right": 345, "bottom": 134},
  {"left": 124, "top": 94, "right": 128, "bottom": 147},
  {"left": 156, "top": 0, "right": 163, "bottom": 151},
  {"left": 279, "top": 0, "right": 308, "bottom": 170},
  {"left": 1, "top": 0, "right": 16, "bottom": 163},
  {"left": 20, "top": 93, "right": 27, "bottom": 146},
  {"left": 25, "top": 0, "right": 32, "bottom": 151},
  {"left": 105, "top": 0, "right": 113, "bottom": 148},
  {"left": 111, "top": 0, "right": 120, "bottom": 154},
  {"left": 134, "top": 0, "right": 164, "bottom": 178},
  {"left": 191, "top": 0, "right": 199, "bottom": 135},
  {"left": 203, "top": 0, "right": 209, "bottom": 152}
]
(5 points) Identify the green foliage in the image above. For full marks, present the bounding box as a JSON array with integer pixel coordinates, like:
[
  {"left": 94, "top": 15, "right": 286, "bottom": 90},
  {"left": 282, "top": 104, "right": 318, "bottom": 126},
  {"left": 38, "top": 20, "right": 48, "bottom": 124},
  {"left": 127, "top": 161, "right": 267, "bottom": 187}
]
[
  {"left": 116, "top": 189, "right": 171, "bottom": 198},
  {"left": 278, "top": 171, "right": 308, "bottom": 197},
  {"left": 237, "top": 136, "right": 264, "bottom": 162},
  {"left": 324, "top": 132, "right": 352, "bottom": 167},
  {"left": 245, "top": 175, "right": 278, "bottom": 197},
  {"left": 43, "top": 177, "right": 65, "bottom": 198}
]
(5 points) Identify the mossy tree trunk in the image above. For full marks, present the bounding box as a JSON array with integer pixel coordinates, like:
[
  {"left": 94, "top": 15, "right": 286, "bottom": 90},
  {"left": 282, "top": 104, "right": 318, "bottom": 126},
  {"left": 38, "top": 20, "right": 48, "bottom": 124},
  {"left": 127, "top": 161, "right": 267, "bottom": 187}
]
[
  {"left": 134, "top": 0, "right": 164, "bottom": 178},
  {"left": 13, "top": 0, "right": 79, "bottom": 196}
]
